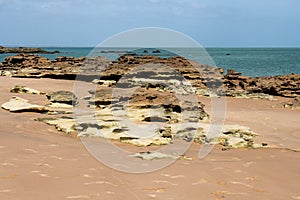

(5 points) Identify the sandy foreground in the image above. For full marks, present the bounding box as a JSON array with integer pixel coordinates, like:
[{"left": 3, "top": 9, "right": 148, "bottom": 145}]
[{"left": 0, "top": 76, "right": 299, "bottom": 200}]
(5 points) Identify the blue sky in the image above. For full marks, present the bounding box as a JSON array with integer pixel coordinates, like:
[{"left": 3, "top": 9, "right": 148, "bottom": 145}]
[{"left": 0, "top": 0, "right": 299, "bottom": 47}]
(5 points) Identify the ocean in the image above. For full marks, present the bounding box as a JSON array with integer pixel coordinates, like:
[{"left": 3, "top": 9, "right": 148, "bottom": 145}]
[{"left": 1, "top": 47, "right": 300, "bottom": 77}]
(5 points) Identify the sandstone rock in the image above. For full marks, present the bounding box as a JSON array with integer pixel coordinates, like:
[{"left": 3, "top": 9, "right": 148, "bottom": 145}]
[
  {"left": 131, "top": 152, "right": 179, "bottom": 160},
  {"left": 2, "top": 96, "right": 48, "bottom": 113},
  {"left": 91, "top": 79, "right": 116, "bottom": 87},
  {"left": 88, "top": 88, "right": 117, "bottom": 106},
  {"left": 282, "top": 96, "right": 300, "bottom": 109},
  {"left": 0, "top": 54, "right": 95, "bottom": 80},
  {"left": 46, "top": 91, "right": 77, "bottom": 105},
  {"left": 1, "top": 53, "right": 297, "bottom": 99},
  {"left": 38, "top": 117, "right": 76, "bottom": 134},
  {"left": 223, "top": 69, "right": 299, "bottom": 98},
  {"left": 4, "top": 53, "right": 295, "bottom": 150},
  {"left": 219, "top": 125, "right": 258, "bottom": 148},
  {"left": 175, "top": 126, "right": 204, "bottom": 142},
  {"left": 47, "top": 102, "right": 74, "bottom": 109},
  {"left": 1, "top": 53, "right": 299, "bottom": 99},
  {"left": 46, "top": 102, "right": 74, "bottom": 114},
  {"left": 191, "top": 124, "right": 259, "bottom": 149},
  {"left": 10, "top": 85, "right": 44, "bottom": 95},
  {"left": 4, "top": 54, "right": 51, "bottom": 66},
  {"left": 226, "top": 69, "right": 242, "bottom": 76},
  {"left": 37, "top": 108, "right": 261, "bottom": 149},
  {"left": 121, "top": 137, "right": 171, "bottom": 146},
  {"left": 159, "top": 126, "right": 172, "bottom": 138}
]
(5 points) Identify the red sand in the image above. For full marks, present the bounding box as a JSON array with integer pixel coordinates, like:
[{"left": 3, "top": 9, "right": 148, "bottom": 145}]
[{"left": 0, "top": 77, "right": 299, "bottom": 200}]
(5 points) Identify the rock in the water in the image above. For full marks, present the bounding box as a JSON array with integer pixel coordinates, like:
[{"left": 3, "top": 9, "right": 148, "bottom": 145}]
[
  {"left": 46, "top": 91, "right": 77, "bottom": 105},
  {"left": 0, "top": 46, "right": 59, "bottom": 54},
  {"left": 2, "top": 96, "right": 48, "bottom": 113},
  {"left": 10, "top": 85, "right": 44, "bottom": 95}
]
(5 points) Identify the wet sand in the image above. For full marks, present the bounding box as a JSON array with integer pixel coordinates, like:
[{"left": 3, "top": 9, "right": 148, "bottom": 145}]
[{"left": 0, "top": 76, "right": 299, "bottom": 200}]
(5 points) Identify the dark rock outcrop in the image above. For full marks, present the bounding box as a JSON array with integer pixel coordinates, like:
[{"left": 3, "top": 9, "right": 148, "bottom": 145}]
[
  {"left": 0, "top": 54, "right": 92, "bottom": 80},
  {"left": 0, "top": 46, "right": 59, "bottom": 54},
  {"left": 224, "top": 69, "right": 300, "bottom": 98},
  {"left": 0, "top": 54, "right": 299, "bottom": 98},
  {"left": 46, "top": 91, "right": 77, "bottom": 105}
]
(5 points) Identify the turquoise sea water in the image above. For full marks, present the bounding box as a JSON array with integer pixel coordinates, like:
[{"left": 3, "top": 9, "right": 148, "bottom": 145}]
[{"left": 1, "top": 47, "right": 299, "bottom": 77}]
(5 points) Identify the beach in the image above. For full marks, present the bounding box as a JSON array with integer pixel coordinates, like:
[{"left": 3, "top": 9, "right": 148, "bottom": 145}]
[
  {"left": 1, "top": 0, "right": 300, "bottom": 199},
  {"left": 0, "top": 76, "right": 299, "bottom": 200}
]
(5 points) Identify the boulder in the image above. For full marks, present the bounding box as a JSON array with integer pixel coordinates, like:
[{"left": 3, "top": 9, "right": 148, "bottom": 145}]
[
  {"left": 46, "top": 91, "right": 77, "bottom": 105},
  {"left": 226, "top": 69, "right": 242, "bottom": 76},
  {"left": 2, "top": 96, "right": 48, "bottom": 113}
]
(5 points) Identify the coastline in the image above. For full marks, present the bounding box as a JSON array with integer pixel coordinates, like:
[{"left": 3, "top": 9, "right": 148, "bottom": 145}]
[
  {"left": 1, "top": 47, "right": 300, "bottom": 77},
  {"left": 0, "top": 52, "right": 299, "bottom": 199},
  {"left": 2, "top": 0, "right": 299, "bottom": 198}
]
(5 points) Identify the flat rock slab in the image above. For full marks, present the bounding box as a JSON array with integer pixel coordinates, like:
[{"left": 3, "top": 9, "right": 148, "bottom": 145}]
[
  {"left": 131, "top": 152, "right": 180, "bottom": 160},
  {"left": 2, "top": 96, "right": 48, "bottom": 113}
]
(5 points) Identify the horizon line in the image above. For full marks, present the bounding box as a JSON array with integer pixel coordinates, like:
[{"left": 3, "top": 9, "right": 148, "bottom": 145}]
[{"left": 2, "top": 45, "right": 300, "bottom": 49}]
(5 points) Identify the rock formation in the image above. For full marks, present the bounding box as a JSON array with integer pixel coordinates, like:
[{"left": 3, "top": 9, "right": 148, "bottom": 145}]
[
  {"left": 282, "top": 96, "right": 300, "bottom": 109},
  {"left": 0, "top": 53, "right": 279, "bottom": 150},
  {"left": 46, "top": 91, "right": 77, "bottom": 105},
  {"left": 2, "top": 96, "right": 48, "bottom": 113},
  {"left": 0, "top": 46, "right": 59, "bottom": 54},
  {"left": 0, "top": 54, "right": 298, "bottom": 98},
  {"left": 224, "top": 69, "right": 300, "bottom": 98},
  {"left": 10, "top": 85, "right": 45, "bottom": 95}
]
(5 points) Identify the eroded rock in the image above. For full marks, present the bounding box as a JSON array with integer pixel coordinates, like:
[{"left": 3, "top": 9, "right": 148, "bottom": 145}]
[
  {"left": 2, "top": 97, "right": 48, "bottom": 113},
  {"left": 201, "top": 125, "right": 259, "bottom": 148},
  {"left": 46, "top": 91, "right": 77, "bottom": 105},
  {"left": 10, "top": 85, "right": 44, "bottom": 95},
  {"left": 282, "top": 96, "right": 300, "bottom": 109},
  {"left": 1, "top": 54, "right": 298, "bottom": 99},
  {"left": 37, "top": 117, "right": 76, "bottom": 134}
]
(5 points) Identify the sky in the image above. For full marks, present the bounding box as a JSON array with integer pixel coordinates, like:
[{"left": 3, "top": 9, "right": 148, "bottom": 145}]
[{"left": 0, "top": 0, "right": 299, "bottom": 47}]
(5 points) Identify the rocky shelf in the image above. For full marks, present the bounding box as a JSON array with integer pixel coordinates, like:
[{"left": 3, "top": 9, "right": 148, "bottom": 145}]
[
  {"left": 2, "top": 85, "right": 263, "bottom": 149},
  {"left": 0, "top": 53, "right": 299, "bottom": 98},
  {"left": 2, "top": 52, "right": 293, "bottom": 149},
  {"left": 0, "top": 46, "right": 59, "bottom": 54}
]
